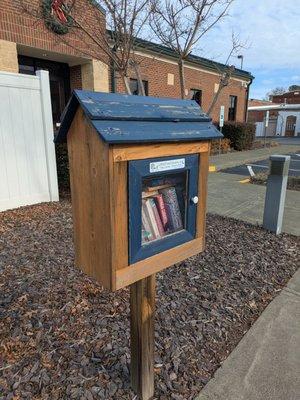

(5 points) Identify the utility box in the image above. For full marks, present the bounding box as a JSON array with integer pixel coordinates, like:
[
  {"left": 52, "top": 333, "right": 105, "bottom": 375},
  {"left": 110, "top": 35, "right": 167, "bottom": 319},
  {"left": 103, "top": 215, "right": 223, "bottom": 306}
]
[{"left": 56, "top": 91, "right": 222, "bottom": 291}]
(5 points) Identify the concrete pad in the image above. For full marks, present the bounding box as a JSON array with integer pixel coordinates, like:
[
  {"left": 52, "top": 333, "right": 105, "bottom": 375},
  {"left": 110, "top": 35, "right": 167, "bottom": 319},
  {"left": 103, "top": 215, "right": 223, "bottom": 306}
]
[
  {"left": 197, "top": 269, "right": 300, "bottom": 400},
  {"left": 207, "top": 172, "right": 300, "bottom": 236},
  {"left": 210, "top": 145, "right": 300, "bottom": 171}
]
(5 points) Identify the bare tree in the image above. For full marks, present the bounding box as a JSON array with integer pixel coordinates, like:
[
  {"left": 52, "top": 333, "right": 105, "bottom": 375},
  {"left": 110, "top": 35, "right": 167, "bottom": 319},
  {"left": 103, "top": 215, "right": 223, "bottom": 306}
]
[
  {"left": 149, "top": 0, "right": 234, "bottom": 99},
  {"left": 266, "top": 87, "right": 286, "bottom": 100},
  {"left": 19, "top": 0, "right": 150, "bottom": 94},
  {"left": 206, "top": 32, "right": 247, "bottom": 116}
]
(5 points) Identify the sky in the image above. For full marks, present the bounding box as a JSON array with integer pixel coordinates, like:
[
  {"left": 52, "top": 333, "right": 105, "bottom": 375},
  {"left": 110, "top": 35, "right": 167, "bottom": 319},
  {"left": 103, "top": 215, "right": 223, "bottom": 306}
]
[{"left": 196, "top": 0, "right": 300, "bottom": 100}]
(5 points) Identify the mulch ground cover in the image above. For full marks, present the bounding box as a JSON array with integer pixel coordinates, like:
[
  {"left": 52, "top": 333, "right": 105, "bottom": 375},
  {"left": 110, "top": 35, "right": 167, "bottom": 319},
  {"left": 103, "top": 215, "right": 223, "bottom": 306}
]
[
  {"left": 0, "top": 200, "right": 299, "bottom": 400},
  {"left": 250, "top": 172, "right": 300, "bottom": 191}
]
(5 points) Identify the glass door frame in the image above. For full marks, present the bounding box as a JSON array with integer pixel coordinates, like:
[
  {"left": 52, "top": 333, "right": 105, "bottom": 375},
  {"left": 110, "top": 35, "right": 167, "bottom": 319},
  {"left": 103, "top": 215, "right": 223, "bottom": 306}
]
[{"left": 128, "top": 154, "right": 199, "bottom": 263}]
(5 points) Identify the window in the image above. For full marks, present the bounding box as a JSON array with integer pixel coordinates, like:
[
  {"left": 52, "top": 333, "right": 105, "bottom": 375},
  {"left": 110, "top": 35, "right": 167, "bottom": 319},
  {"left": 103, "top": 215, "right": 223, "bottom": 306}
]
[
  {"left": 228, "top": 95, "right": 237, "bottom": 121},
  {"left": 191, "top": 89, "right": 202, "bottom": 106},
  {"left": 129, "top": 78, "right": 149, "bottom": 96}
]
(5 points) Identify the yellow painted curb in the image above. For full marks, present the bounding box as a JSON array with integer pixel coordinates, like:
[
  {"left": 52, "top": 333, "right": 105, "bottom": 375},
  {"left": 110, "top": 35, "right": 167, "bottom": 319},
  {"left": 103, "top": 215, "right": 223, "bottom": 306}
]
[
  {"left": 239, "top": 178, "right": 250, "bottom": 184},
  {"left": 209, "top": 165, "right": 216, "bottom": 172}
]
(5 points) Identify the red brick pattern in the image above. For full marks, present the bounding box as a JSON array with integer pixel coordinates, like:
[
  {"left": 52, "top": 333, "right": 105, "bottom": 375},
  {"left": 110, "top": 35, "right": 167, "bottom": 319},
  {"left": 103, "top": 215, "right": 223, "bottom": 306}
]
[
  {"left": 115, "top": 54, "right": 249, "bottom": 122},
  {"left": 1, "top": 1, "right": 250, "bottom": 122},
  {"left": 271, "top": 91, "right": 300, "bottom": 104},
  {"left": 0, "top": 0, "right": 108, "bottom": 62},
  {"left": 70, "top": 65, "right": 82, "bottom": 90}
]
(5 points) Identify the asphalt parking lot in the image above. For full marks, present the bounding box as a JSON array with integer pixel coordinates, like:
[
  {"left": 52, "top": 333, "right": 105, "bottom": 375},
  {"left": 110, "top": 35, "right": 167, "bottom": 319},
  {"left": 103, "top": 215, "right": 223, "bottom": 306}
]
[{"left": 221, "top": 153, "right": 300, "bottom": 177}]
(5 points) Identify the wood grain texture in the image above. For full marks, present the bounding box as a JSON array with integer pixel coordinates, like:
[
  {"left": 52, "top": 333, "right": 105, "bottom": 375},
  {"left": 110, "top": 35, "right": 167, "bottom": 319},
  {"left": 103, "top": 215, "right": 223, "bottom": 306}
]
[
  {"left": 109, "top": 154, "right": 128, "bottom": 276},
  {"left": 112, "top": 141, "right": 209, "bottom": 162},
  {"left": 67, "top": 109, "right": 112, "bottom": 289},
  {"left": 130, "top": 275, "right": 155, "bottom": 400},
  {"left": 116, "top": 238, "right": 204, "bottom": 290},
  {"left": 196, "top": 144, "right": 210, "bottom": 240}
]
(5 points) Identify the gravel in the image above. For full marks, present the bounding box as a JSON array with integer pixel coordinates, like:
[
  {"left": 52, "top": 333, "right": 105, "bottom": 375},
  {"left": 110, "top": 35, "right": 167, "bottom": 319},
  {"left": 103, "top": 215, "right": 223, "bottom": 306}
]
[{"left": 0, "top": 200, "right": 299, "bottom": 399}]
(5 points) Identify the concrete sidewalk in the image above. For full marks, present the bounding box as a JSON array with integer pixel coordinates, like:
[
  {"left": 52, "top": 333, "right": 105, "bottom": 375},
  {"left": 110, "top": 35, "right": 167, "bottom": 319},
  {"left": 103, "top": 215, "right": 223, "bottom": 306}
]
[
  {"left": 207, "top": 172, "right": 300, "bottom": 236},
  {"left": 210, "top": 144, "right": 300, "bottom": 171},
  {"left": 197, "top": 268, "right": 300, "bottom": 400}
]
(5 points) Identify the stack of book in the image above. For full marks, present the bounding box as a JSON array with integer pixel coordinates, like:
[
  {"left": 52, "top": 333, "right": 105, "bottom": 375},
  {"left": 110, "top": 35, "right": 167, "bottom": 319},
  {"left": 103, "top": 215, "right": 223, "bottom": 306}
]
[{"left": 141, "top": 184, "right": 184, "bottom": 244}]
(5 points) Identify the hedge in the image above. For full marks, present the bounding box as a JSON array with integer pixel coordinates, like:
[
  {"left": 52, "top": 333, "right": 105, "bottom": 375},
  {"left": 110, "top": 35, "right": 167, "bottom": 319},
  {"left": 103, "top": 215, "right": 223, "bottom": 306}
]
[
  {"left": 220, "top": 122, "right": 256, "bottom": 151},
  {"left": 210, "top": 138, "right": 231, "bottom": 155}
]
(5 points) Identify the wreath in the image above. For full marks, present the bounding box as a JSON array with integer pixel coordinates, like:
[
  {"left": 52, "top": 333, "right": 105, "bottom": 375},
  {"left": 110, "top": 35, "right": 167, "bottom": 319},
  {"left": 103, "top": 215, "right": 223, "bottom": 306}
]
[{"left": 42, "top": 0, "right": 73, "bottom": 35}]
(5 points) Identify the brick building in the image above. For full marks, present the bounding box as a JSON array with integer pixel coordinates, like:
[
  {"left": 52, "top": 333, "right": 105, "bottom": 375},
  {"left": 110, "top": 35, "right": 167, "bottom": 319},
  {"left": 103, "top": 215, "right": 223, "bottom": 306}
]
[
  {"left": 116, "top": 38, "right": 253, "bottom": 123},
  {"left": 0, "top": 0, "right": 109, "bottom": 126},
  {"left": 248, "top": 99, "right": 277, "bottom": 124},
  {"left": 270, "top": 90, "right": 300, "bottom": 105},
  {"left": 0, "top": 0, "right": 253, "bottom": 126}
]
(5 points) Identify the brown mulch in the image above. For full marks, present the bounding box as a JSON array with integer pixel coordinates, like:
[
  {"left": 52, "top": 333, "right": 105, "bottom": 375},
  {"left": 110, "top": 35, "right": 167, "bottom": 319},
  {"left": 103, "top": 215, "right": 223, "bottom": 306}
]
[
  {"left": 251, "top": 140, "right": 278, "bottom": 150},
  {"left": 0, "top": 201, "right": 299, "bottom": 400},
  {"left": 250, "top": 172, "right": 300, "bottom": 191}
]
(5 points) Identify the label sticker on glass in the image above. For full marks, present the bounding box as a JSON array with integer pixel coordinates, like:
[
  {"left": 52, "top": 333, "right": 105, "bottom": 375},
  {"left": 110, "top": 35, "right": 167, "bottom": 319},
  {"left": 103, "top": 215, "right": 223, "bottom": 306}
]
[{"left": 149, "top": 158, "right": 185, "bottom": 173}]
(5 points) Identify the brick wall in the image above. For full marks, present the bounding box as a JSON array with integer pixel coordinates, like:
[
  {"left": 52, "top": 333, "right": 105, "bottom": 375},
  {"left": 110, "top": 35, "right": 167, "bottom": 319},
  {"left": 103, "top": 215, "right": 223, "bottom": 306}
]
[
  {"left": 114, "top": 53, "right": 249, "bottom": 122},
  {"left": 0, "top": 1, "right": 250, "bottom": 120},
  {"left": 70, "top": 65, "right": 82, "bottom": 90},
  {"left": 249, "top": 99, "right": 274, "bottom": 107},
  {"left": 271, "top": 91, "right": 300, "bottom": 104},
  {"left": 0, "top": 0, "right": 108, "bottom": 62},
  {"left": 248, "top": 110, "right": 278, "bottom": 123}
]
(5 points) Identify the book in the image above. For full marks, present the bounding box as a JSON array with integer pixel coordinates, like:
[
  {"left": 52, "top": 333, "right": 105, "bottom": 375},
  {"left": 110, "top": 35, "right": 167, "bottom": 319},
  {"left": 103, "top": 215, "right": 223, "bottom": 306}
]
[
  {"left": 141, "top": 221, "right": 147, "bottom": 243},
  {"left": 152, "top": 194, "right": 168, "bottom": 230},
  {"left": 160, "top": 187, "right": 183, "bottom": 231},
  {"left": 142, "top": 190, "right": 159, "bottom": 199},
  {"left": 141, "top": 204, "right": 154, "bottom": 242},
  {"left": 143, "top": 199, "right": 160, "bottom": 239},
  {"left": 148, "top": 198, "right": 165, "bottom": 237}
]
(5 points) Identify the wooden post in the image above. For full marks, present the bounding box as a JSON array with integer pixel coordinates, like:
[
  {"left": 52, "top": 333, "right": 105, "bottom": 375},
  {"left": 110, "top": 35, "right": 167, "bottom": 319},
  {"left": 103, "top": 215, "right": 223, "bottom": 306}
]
[{"left": 130, "top": 274, "right": 155, "bottom": 400}]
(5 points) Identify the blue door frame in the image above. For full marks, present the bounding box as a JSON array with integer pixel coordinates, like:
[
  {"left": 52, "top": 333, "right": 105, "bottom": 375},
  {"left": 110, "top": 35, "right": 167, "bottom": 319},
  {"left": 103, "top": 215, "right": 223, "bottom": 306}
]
[{"left": 128, "top": 154, "right": 199, "bottom": 264}]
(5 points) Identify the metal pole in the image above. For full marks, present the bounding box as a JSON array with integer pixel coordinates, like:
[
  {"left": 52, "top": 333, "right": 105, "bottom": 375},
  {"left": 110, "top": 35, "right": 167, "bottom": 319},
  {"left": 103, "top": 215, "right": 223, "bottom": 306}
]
[
  {"left": 263, "top": 155, "right": 290, "bottom": 234},
  {"left": 219, "top": 105, "right": 224, "bottom": 155},
  {"left": 264, "top": 110, "right": 269, "bottom": 148}
]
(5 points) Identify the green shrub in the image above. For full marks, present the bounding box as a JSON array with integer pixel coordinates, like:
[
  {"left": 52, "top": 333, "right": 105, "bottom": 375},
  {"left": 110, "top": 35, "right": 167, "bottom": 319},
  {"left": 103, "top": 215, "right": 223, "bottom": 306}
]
[{"left": 221, "top": 122, "right": 256, "bottom": 151}]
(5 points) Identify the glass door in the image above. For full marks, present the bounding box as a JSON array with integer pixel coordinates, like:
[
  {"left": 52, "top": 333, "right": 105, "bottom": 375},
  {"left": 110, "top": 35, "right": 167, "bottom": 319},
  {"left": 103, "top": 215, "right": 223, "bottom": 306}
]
[{"left": 129, "top": 154, "right": 199, "bottom": 263}]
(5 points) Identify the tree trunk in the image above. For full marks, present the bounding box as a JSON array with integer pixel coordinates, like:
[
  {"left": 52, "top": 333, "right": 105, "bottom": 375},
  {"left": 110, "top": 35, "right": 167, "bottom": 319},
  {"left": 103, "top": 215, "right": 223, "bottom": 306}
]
[
  {"left": 132, "top": 61, "right": 146, "bottom": 96},
  {"left": 207, "top": 84, "right": 223, "bottom": 116},
  {"left": 207, "top": 68, "right": 234, "bottom": 116},
  {"left": 123, "top": 75, "right": 132, "bottom": 95},
  {"left": 178, "top": 58, "right": 186, "bottom": 99}
]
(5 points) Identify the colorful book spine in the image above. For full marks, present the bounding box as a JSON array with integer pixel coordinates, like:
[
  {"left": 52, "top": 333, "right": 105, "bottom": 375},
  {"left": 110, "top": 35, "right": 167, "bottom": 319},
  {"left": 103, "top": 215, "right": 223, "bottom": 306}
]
[
  {"left": 148, "top": 198, "right": 165, "bottom": 237},
  {"left": 144, "top": 199, "right": 160, "bottom": 239},
  {"left": 160, "top": 187, "right": 183, "bottom": 231},
  {"left": 141, "top": 204, "right": 154, "bottom": 242},
  {"left": 153, "top": 194, "right": 168, "bottom": 230}
]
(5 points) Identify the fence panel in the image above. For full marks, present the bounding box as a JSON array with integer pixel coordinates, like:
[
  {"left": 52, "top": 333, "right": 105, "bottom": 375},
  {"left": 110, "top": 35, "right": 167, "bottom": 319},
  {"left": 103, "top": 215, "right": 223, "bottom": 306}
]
[{"left": 0, "top": 70, "right": 58, "bottom": 212}]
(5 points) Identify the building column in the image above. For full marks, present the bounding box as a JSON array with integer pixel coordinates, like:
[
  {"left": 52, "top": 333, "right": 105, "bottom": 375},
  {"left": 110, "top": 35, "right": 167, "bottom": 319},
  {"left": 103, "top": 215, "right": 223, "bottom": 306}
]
[
  {"left": 0, "top": 40, "right": 18, "bottom": 73},
  {"left": 81, "top": 59, "right": 109, "bottom": 92}
]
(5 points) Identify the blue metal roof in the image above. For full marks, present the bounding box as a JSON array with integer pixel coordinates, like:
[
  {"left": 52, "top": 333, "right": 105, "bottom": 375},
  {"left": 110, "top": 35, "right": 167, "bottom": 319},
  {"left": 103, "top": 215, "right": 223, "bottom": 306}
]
[{"left": 55, "top": 90, "right": 222, "bottom": 144}]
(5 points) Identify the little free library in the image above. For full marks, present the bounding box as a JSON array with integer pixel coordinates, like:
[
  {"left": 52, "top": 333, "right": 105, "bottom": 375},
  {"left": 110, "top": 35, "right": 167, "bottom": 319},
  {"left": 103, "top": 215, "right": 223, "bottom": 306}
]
[{"left": 56, "top": 91, "right": 222, "bottom": 399}]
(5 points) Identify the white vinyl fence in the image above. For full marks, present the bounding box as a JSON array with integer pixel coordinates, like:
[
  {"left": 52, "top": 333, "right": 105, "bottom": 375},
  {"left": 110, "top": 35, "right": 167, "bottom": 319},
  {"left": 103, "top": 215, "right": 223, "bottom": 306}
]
[{"left": 0, "top": 70, "right": 59, "bottom": 212}]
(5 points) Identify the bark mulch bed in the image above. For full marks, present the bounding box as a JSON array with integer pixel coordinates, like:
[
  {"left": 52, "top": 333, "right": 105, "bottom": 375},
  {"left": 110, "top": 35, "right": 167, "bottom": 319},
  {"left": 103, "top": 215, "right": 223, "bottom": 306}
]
[
  {"left": 0, "top": 200, "right": 299, "bottom": 400},
  {"left": 250, "top": 172, "right": 300, "bottom": 191}
]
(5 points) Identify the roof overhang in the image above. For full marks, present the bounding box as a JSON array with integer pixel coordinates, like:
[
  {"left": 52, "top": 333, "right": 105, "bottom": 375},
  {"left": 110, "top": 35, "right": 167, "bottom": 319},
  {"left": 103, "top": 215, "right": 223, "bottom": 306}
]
[{"left": 55, "top": 90, "right": 222, "bottom": 144}]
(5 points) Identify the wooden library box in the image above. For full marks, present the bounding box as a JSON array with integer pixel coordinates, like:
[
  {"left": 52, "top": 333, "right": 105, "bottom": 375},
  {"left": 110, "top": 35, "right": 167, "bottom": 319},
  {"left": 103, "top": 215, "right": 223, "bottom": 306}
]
[{"left": 55, "top": 91, "right": 222, "bottom": 291}]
